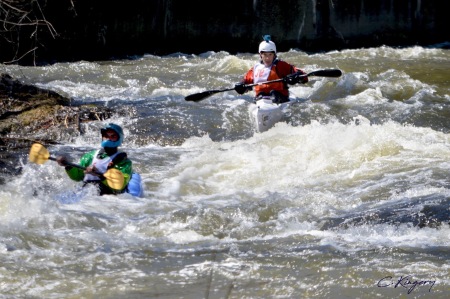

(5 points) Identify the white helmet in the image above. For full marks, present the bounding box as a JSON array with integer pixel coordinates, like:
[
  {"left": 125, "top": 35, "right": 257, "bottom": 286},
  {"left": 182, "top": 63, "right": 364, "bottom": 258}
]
[{"left": 258, "top": 35, "right": 276, "bottom": 53}]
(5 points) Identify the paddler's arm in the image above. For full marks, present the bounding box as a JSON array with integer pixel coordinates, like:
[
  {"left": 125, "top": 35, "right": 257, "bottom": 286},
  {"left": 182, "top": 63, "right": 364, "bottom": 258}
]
[
  {"left": 56, "top": 151, "right": 95, "bottom": 182},
  {"left": 235, "top": 68, "right": 254, "bottom": 95}
]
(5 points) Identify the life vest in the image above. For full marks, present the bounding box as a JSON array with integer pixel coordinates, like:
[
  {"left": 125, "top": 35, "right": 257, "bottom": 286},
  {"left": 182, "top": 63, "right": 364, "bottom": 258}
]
[
  {"left": 83, "top": 149, "right": 143, "bottom": 197},
  {"left": 250, "top": 59, "right": 292, "bottom": 97},
  {"left": 83, "top": 150, "right": 119, "bottom": 182}
]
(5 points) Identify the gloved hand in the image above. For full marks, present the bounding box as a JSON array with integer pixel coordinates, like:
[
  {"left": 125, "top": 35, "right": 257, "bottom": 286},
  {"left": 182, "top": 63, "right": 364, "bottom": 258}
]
[
  {"left": 285, "top": 72, "right": 308, "bottom": 85},
  {"left": 234, "top": 83, "right": 249, "bottom": 95},
  {"left": 299, "top": 72, "right": 308, "bottom": 84},
  {"left": 84, "top": 165, "right": 100, "bottom": 176},
  {"left": 56, "top": 156, "right": 68, "bottom": 166}
]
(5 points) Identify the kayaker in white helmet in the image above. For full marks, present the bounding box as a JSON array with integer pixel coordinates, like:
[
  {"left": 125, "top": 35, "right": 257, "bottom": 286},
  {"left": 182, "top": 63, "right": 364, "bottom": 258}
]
[{"left": 235, "top": 35, "right": 308, "bottom": 103}]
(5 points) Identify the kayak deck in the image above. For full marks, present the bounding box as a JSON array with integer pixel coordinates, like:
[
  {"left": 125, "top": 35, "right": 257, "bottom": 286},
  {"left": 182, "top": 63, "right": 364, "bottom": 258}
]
[{"left": 249, "top": 98, "right": 292, "bottom": 133}]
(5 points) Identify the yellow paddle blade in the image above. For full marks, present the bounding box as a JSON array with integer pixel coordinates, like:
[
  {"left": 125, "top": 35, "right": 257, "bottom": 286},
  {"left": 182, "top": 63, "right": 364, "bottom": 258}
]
[
  {"left": 103, "top": 168, "right": 125, "bottom": 191},
  {"left": 29, "top": 143, "right": 50, "bottom": 164}
]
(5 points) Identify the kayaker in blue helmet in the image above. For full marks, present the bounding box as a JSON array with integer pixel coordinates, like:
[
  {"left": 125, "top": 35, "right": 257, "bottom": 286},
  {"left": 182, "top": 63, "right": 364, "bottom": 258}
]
[
  {"left": 235, "top": 35, "right": 308, "bottom": 103},
  {"left": 56, "top": 123, "right": 133, "bottom": 195}
]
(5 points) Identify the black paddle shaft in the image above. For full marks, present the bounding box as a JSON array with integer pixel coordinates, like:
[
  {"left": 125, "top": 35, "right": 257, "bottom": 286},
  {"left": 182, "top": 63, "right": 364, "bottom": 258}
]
[
  {"left": 184, "top": 69, "right": 342, "bottom": 102},
  {"left": 48, "top": 156, "right": 86, "bottom": 170},
  {"left": 49, "top": 156, "right": 111, "bottom": 180}
]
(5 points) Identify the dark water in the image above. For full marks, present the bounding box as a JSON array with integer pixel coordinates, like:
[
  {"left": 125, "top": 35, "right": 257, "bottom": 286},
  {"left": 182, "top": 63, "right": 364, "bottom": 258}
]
[{"left": 1, "top": 44, "right": 449, "bottom": 298}]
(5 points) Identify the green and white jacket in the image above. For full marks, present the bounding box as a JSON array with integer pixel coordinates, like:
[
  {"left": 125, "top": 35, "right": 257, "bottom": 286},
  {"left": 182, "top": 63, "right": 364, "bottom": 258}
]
[{"left": 65, "top": 149, "right": 132, "bottom": 194}]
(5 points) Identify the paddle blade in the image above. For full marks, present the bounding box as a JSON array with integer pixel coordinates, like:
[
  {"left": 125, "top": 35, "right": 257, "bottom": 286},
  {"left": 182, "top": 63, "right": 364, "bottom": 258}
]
[
  {"left": 185, "top": 87, "right": 236, "bottom": 102},
  {"left": 103, "top": 168, "right": 125, "bottom": 191},
  {"left": 29, "top": 143, "right": 50, "bottom": 164},
  {"left": 309, "top": 69, "right": 342, "bottom": 77},
  {"left": 185, "top": 90, "right": 220, "bottom": 102}
]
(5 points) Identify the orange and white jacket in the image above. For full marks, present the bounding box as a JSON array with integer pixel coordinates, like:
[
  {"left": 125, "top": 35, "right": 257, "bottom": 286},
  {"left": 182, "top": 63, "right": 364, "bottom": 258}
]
[{"left": 241, "top": 59, "right": 307, "bottom": 97}]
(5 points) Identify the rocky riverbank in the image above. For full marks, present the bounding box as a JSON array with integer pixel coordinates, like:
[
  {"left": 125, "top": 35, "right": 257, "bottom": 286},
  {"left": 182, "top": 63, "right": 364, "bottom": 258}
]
[{"left": 0, "top": 73, "right": 116, "bottom": 183}]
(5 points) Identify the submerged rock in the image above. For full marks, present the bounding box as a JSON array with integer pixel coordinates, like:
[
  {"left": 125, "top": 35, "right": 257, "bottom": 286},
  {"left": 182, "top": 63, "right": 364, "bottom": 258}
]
[{"left": 319, "top": 194, "right": 450, "bottom": 230}]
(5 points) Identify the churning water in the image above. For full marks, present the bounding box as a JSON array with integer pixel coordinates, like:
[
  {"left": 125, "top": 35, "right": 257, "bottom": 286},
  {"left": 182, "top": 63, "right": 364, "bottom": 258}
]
[{"left": 1, "top": 43, "right": 450, "bottom": 298}]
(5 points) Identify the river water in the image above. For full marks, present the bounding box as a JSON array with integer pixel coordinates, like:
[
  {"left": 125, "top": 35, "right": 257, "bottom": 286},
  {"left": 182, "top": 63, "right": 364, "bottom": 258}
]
[{"left": 1, "top": 43, "right": 450, "bottom": 298}]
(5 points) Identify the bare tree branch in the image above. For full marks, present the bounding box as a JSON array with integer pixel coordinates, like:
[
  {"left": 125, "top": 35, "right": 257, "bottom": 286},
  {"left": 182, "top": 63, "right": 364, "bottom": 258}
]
[
  {"left": 3, "top": 46, "right": 38, "bottom": 64},
  {"left": 0, "top": 0, "right": 61, "bottom": 65}
]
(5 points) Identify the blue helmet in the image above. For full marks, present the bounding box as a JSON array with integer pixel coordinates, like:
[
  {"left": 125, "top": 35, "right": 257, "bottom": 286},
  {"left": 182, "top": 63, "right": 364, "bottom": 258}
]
[{"left": 101, "top": 123, "right": 124, "bottom": 148}]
